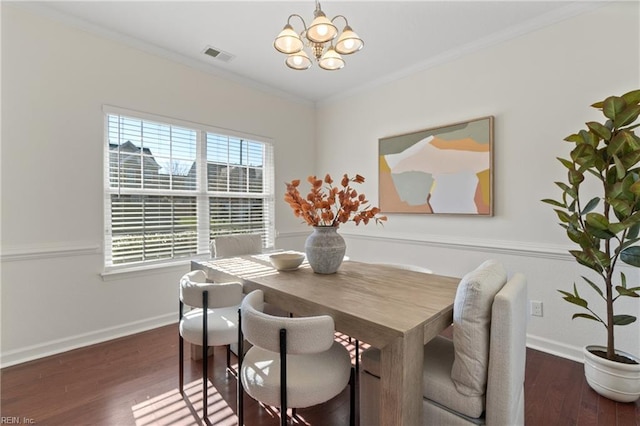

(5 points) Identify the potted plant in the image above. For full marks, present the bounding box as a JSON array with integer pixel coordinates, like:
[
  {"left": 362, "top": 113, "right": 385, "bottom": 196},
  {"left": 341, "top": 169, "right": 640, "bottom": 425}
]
[
  {"left": 284, "top": 173, "right": 387, "bottom": 274},
  {"left": 542, "top": 89, "right": 640, "bottom": 402}
]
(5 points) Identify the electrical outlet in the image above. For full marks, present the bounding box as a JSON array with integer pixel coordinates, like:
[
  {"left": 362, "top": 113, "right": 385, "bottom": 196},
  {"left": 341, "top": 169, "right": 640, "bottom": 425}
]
[{"left": 531, "top": 300, "right": 543, "bottom": 317}]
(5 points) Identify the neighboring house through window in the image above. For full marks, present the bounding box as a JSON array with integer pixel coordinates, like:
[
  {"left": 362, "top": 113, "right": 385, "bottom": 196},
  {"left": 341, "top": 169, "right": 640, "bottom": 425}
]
[{"left": 104, "top": 106, "right": 274, "bottom": 269}]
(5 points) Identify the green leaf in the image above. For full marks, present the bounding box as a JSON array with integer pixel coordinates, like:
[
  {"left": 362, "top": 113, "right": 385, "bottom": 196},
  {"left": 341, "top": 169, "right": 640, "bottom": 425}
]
[
  {"left": 558, "top": 290, "right": 573, "bottom": 298},
  {"left": 582, "top": 276, "right": 604, "bottom": 297},
  {"left": 616, "top": 240, "right": 640, "bottom": 252},
  {"left": 564, "top": 133, "right": 584, "bottom": 143},
  {"left": 620, "top": 272, "right": 627, "bottom": 288},
  {"left": 622, "top": 89, "right": 640, "bottom": 105},
  {"left": 585, "top": 212, "right": 609, "bottom": 229},
  {"left": 555, "top": 182, "right": 578, "bottom": 199},
  {"left": 586, "top": 121, "right": 612, "bottom": 140},
  {"left": 613, "top": 315, "right": 637, "bottom": 326},
  {"left": 591, "top": 249, "right": 611, "bottom": 268},
  {"left": 569, "top": 169, "right": 584, "bottom": 185},
  {"left": 613, "top": 154, "right": 626, "bottom": 180},
  {"left": 580, "top": 197, "right": 600, "bottom": 215},
  {"left": 619, "top": 149, "right": 640, "bottom": 170},
  {"left": 571, "top": 143, "right": 596, "bottom": 167},
  {"left": 628, "top": 223, "right": 640, "bottom": 239},
  {"left": 560, "top": 294, "right": 589, "bottom": 308},
  {"left": 557, "top": 157, "right": 574, "bottom": 169},
  {"left": 541, "top": 198, "right": 565, "bottom": 208},
  {"left": 630, "top": 180, "right": 640, "bottom": 196},
  {"left": 555, "top": 209, "right": 572, "bottom": 223},
  {"left": 580, "top": 130, "right": 598, "bottom": 147},
  {"left": 620, "top": 246, "right": 640, "bottom": 266},
  {"left": 570, "top": 250, "right": 602, "bottom": 272},
  {"left": 616, "top": 286, "right": 639, "bottom": 297},
  {"left": 610, "top": 198, "right": 632, "bottom": 219},
  {"left": 603, "top": 96, "right": 627, "bottom": 121},
  {"left": 566, "top": 226, "right": 590, "bottom": 245},
  {"left": 614, "top": 105, "right": 640, "bottom": 128},
  {"left": 607, "top": 131, "right": 627, "bottom": 156},
  {"left": 619, "top": 129, "right": 640, "bottom": 150},
  {"left": 627, "top": 123, "right": 640, "bottom": 132},
  {"left": 608, "top": 221, "right": 629, "bottom": 234},
  {"left": 572, "top": 313, "right": 601, "bottom": 322}
]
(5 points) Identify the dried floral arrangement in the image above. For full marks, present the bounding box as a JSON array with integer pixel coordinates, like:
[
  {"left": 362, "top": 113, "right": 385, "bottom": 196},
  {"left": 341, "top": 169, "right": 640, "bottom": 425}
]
[{"left": 284, "top": 173, "right": 388, "bottom": 227}]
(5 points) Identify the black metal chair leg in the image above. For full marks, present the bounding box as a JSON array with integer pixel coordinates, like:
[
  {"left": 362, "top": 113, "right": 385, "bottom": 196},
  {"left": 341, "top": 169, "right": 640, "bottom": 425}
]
[
  {"left": 238, "top": 309, "right": 244, "bottom": 426},
  {"left": 280, "top": 329, "right": 287, "bottom": 426},
  {"left": 179, "top": 300, "right": 185, "bottom": 395},
  {"left": 349, "top": 367, "right": 355, "bottom": 426},
  {"left": 355, "top": 340, "right": 360, "bottom": 372}
]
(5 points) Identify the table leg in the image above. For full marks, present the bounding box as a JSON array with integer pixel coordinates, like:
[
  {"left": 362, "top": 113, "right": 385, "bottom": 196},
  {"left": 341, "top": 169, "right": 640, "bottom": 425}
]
[{"left": 379, "top": 326, "right": 424, "bottom": 426}]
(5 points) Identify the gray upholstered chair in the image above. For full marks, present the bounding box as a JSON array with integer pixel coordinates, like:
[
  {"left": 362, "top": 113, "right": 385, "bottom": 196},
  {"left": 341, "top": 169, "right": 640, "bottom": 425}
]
[
  {"left": 238, "top": 290, "right": 355, "bottom": 426},
  {"left": 178, "top": 270, "right": 243, "bottom": 422},
  {"left": 359, "top": 260, "right": 527, "bottom": 426},
  {"left": 210, "top": 233, "right": 262, "bottom": 258}
]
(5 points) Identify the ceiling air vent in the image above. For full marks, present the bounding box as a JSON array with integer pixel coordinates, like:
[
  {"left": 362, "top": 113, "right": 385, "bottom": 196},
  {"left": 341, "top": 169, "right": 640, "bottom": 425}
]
[{"left": 203, "top": 46, "right": 235, "bottom": 63}]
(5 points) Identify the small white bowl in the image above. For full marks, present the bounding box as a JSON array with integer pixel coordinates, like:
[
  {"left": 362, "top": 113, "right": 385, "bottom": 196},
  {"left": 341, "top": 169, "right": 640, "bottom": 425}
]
[{"left": 269, "top": 253, "right": 305, "bottom": 271}]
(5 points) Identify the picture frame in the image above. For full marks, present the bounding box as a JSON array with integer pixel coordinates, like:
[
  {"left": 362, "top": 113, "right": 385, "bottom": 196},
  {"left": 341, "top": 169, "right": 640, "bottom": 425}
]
[{"left": 378, "top": 116, "right": 494, "bottom": 215}]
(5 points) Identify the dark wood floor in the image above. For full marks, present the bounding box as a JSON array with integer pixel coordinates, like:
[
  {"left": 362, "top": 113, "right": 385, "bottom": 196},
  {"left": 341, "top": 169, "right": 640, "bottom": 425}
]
[{"left": 1, "top": 324, "right": 638, "bottom": 425}]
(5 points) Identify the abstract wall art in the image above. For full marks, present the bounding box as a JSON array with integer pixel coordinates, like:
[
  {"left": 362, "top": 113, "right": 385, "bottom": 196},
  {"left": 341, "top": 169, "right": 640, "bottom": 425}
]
[{"left": 379, "top": 116, "right": 494, "bottom": 215}]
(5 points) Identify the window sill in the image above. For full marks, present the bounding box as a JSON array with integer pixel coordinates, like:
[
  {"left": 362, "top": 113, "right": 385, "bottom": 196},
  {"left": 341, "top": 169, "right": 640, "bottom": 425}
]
[{"left": 101, "top": 254, "right": 210, "bottom": 281}]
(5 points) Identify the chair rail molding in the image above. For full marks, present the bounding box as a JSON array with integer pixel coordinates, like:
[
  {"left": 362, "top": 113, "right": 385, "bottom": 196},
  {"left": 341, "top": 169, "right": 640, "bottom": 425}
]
[
  {"left": 0, "top": 242, "right": 102, "bottom": 262},
  {"left": 340, "top": 230, "right": 573, "bottom": 261}
]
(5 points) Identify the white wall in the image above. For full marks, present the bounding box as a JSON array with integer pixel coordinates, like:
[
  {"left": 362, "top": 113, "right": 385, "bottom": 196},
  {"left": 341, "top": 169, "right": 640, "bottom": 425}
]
[
  {"left": 0, "top": 5, "right": 315, "bottom": 366},
  {"left": 316, "top": 1, "right": 640, "bottom": 361},
  {"left": 2, "top": 2, "right": 639, "bottom": 367}
]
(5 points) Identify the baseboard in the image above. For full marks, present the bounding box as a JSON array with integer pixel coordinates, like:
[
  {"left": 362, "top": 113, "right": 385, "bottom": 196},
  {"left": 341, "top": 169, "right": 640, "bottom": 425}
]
[
  {"left": 527, "top": 333, "right": 584, "bottom": 363},
  {"left": 0, "top": 313, "right": 176, "bottom": 368}
]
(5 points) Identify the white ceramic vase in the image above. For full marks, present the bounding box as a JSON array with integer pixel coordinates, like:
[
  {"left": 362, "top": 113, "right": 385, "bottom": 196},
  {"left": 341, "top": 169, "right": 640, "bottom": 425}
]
[
  {"left": 304, "top": 226, "right": 346, "bottom": 274},
  {"left": 583, "top": 345, "right": 640, "bottom": 403}
]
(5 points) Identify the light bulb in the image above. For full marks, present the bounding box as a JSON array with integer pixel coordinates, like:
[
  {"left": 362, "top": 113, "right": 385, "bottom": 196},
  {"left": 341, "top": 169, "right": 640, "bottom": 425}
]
[
  {"left": 343, "top": 39, "right": 354, "bottom": 50},
  {"left": 317, "top": 24, "right": 328, "bottom": 36},
  {"left": 293, "top": 56, "right": 303, "bottom": 66}
]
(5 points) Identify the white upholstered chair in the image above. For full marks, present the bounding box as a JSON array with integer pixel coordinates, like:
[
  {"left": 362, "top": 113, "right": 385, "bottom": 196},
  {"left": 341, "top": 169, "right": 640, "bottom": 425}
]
[
  {"left": 178, "top": 270, "right": 243, "bottom": 421},
  {"left": 210, "top": 233, "right": 262, "bottom": 258},
  {"left": 359, "top": 260, "right": 528, "bottom": 426},
  {"left": 237, "top": 290, "right": 355, "bottom": 426}
]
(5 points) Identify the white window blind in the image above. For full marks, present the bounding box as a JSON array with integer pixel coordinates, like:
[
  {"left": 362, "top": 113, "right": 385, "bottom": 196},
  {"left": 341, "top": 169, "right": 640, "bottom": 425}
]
[{"left": 104, "top": 107, "right": 274, "bottom": 269}]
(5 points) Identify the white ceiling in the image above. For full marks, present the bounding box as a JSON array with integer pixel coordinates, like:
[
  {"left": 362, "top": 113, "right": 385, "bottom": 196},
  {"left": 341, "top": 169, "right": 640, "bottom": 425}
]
[{"left": 26, "top": 1, "right": 602, "bottom": 104}]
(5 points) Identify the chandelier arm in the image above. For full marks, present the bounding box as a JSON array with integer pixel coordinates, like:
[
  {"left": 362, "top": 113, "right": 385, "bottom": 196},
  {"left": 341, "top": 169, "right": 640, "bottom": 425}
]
[
  {"left": 286, "top": 14, "right": 308, "bottom": 32},
  {"left": 330, "top": 15, "right": 349, "bottom": 27}
]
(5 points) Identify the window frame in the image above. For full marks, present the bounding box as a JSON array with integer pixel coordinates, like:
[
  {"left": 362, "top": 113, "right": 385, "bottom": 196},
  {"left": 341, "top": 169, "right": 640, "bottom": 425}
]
[{"left": 103, "top": 105, "right": 275, "bottom": 273}]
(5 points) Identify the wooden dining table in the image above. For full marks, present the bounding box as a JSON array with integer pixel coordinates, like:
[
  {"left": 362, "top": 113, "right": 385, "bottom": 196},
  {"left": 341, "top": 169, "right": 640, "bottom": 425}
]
[{"left": 191, "top": 253, "right": 460, "bottom": 426}]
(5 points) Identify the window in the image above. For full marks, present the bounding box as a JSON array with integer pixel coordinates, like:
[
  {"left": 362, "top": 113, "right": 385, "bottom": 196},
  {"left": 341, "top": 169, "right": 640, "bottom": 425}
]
[{"left": 104, "top": 107, "right": 274, "bottom": 269}]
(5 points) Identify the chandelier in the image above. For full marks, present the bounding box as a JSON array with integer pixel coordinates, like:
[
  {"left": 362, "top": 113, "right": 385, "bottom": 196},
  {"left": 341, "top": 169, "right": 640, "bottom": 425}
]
[{"left": 273, "top": 0, "right": 364, "bottom": 71}]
